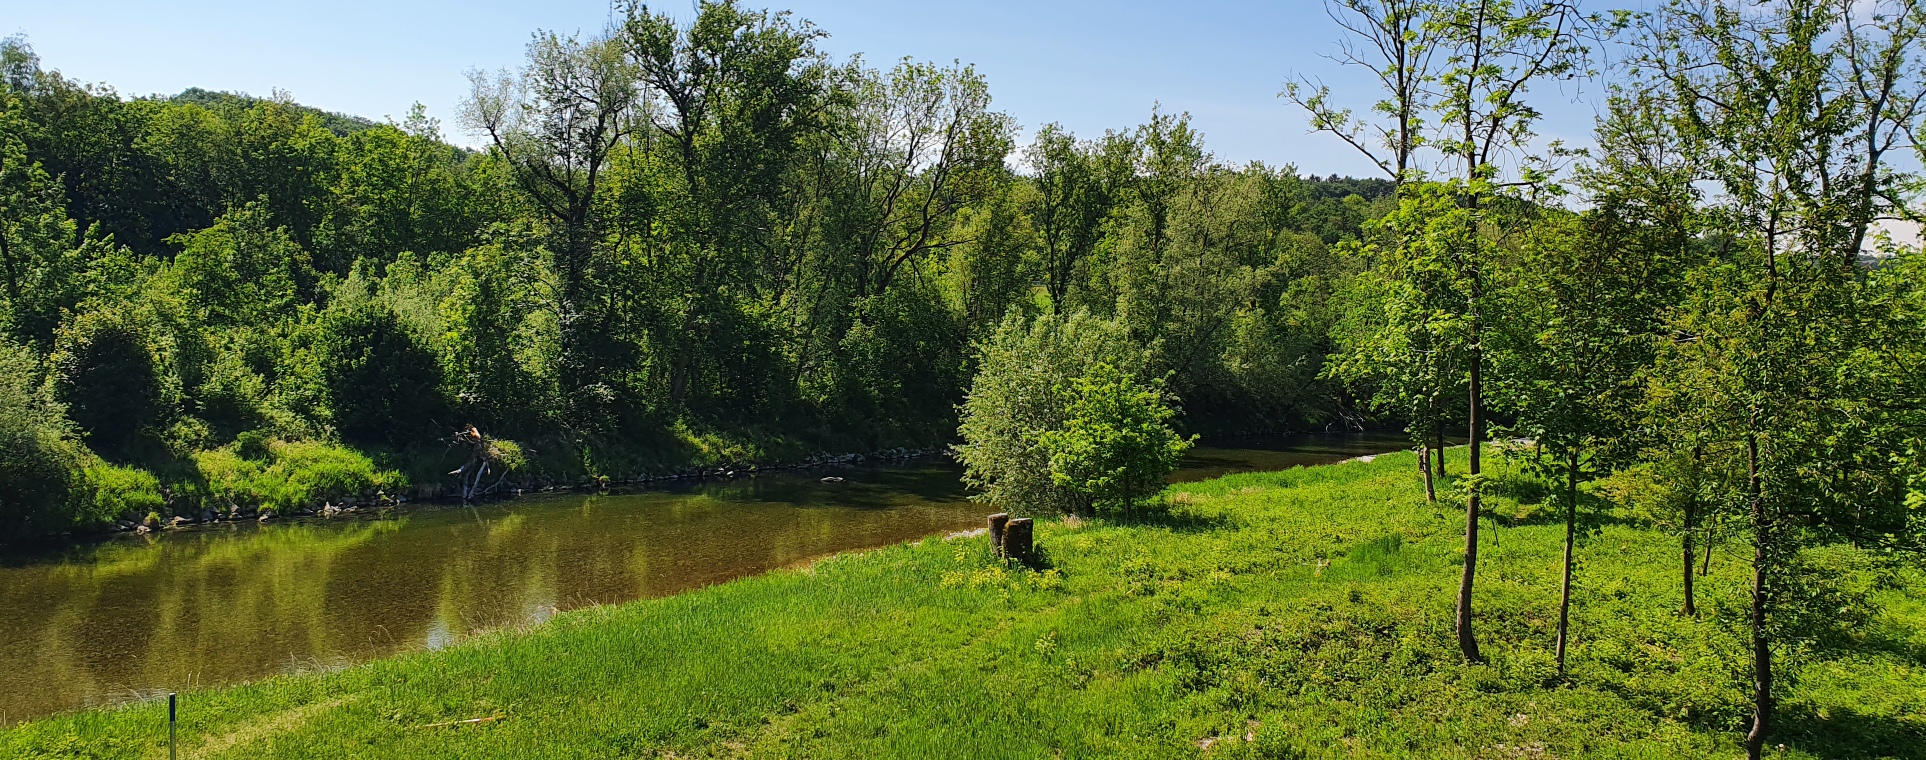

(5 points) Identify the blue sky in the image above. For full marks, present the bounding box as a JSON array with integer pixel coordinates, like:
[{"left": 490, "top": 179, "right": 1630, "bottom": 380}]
[{"left": 7, "top": 0, "right": 1608, "bottom": 177}]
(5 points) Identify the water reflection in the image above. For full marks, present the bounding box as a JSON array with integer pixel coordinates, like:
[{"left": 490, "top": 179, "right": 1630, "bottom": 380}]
[{"left": 0, "top": 433, "right": 1404, "bottom": 722}]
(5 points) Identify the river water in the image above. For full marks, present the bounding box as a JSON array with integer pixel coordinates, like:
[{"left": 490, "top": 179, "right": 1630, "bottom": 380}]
[{"left": 0, "top": 432, "right": 1406, "bottom": 722}]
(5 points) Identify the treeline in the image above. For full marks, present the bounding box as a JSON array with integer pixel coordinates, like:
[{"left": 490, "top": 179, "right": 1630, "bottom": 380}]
[{"left": 0, "top": 4, "right": 1387, "bottom": 543}]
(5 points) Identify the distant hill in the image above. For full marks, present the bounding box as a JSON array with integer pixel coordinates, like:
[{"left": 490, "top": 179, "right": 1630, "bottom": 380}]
[{"left": 167, "top": 87, "right": 379, "bottom": 136}]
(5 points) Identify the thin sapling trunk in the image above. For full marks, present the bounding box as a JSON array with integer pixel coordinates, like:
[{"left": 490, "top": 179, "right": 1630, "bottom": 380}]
[{"left": 1556, "top": 448, "right": 1578, "bottom": 676}]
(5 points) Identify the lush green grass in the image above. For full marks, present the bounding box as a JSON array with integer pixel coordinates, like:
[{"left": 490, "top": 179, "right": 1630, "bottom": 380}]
[{"left": 5, "top": 450, "right": 1922, "bottom": 758}]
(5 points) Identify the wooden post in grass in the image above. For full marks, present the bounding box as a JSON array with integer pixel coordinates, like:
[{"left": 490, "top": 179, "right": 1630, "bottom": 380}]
[
  {"left": 1004, "top": 518, "right": 1034, "bottom": 565},
  {"left": 168, "top": 692, "right": 177, "bottom": 760},
  {"left": 988, "top": 513, "right": 1010, "bottom": 557}
]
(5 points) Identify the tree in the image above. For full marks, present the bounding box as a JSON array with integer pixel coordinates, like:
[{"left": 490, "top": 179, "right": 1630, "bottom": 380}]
[
  {"left": 318, "top": 288, "right": 447, "bottom": 446},
  {"left": 1634, "top": 2, "right": 1926, "bottom": 754},
  {"left": 955, "top": 311, "right": 1143, "bottom": 515},
  {"left": 0, "top": 100, "right": 109, "bottom": 349},
  {"left": 51, "top": 305, "right": 171, "bottom": 458},
  {"left": 441, "top": 244, "right": 545, "bottom": 434},
  {"left": 1283, "top": 0, "right": 1440, "bottom": 182},
  {"left": 166, "top": 202, "right": 312, "bottom": 328},
  {"left": 1025, "top": 124, "right": 1134, "bottom": 309},
  {"left": 1039, "top": 363, "right": 1193, "bottom": 515},
  {"left": 1495, "top": 197, "right": 1677, "bottom": 675},
  {"left": 1428, "top": 0, "right": 1606, "bottom": 664},
  {"left": 622, "top": 0, "right": 833, "bottom": 415},
  {"left": 0, "top": 335, "right": 95, "bottom": 543},
  {"left": 463, "top": 28, "right": 638, "bottom": 411}
]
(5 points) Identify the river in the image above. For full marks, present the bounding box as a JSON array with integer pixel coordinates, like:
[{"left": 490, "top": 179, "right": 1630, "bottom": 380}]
[{"left": 0, "top": 432, "right": 1407, "bottom": 722}]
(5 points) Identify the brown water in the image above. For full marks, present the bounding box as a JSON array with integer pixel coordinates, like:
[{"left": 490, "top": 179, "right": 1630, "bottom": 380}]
[{"left": 0, "top": 432, "right": 1406, "bottom": 722}]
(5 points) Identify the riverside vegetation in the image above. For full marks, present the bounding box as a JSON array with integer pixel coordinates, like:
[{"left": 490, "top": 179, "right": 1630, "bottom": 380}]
[
  {"left": 4, "top": 0, "right": 1926, "bottom": 756},
  {"left": 3, "top": 450, "right": 1920, "bottom": 758}
]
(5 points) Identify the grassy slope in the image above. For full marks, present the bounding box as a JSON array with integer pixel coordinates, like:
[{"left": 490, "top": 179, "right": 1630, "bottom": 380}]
[{"left": 5, "top": 450, "right": 1922, "bottom": 759}]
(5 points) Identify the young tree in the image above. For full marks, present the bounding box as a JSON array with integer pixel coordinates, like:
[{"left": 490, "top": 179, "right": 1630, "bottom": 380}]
[
  {"left": 1484, "top": 87, "right": 1700, "bottom": 674},
  {"left": 1426, "top": 0, "right": 1605, "bottom": 663},
  {"left": 1283, "top": 0, "right": 1440, "bottom": 183},
  {"left": 1038, "top": 363, "right": 1193, "bottom": 515},
  {"left": 1635, "top": 2, "right": 1926, "bottom": 754},
  {"left": 954, "top": 311, "right": 1143, "bottom": 515}
]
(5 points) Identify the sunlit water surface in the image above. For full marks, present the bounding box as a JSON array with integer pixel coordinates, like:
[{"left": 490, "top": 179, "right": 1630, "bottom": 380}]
[{"left": 0, "top": 432, "right": 1406, "bottom": 721}]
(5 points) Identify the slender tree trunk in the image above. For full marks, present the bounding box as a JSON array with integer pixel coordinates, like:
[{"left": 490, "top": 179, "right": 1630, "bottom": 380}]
[
  {"left": 1433, "top": 421, "right": 1446, "bottom": 479},
  {"left": 1682, "top": 496, "right": 1697, "bottom": 617},
  {"left": 1702, "top": 530, "right": 1714, "bottom": 576},
  {"left": 1556, "top": 448, "right": 1578, "bottom": 676},
  {"left": 1419, "top": 443, "right": 1437, "bottom": 502},
  {"left": 1457, "top": 338, "right": 1484, "bottom": 663},
  {"left": 1744, "top": 428, "right": 1771, "bottom": 760}
]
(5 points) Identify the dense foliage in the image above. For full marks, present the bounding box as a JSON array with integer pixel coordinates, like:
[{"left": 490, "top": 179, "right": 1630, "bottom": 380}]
[{"left": 0, "top": 9, "right": 1382, "bottom": 542}]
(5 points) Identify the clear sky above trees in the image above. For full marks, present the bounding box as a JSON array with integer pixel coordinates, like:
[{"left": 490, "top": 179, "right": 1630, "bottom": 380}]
[{"left": 5, "top": 0, "right": 1609, "bottom": 176}]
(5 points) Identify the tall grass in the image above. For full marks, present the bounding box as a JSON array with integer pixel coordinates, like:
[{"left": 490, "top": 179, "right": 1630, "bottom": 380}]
[
  {"left": 4, "top": 449, "right": 1919, "bottom": 759},
  {"left": 190, "top": 439, "right": 405, "bottom": 512}
]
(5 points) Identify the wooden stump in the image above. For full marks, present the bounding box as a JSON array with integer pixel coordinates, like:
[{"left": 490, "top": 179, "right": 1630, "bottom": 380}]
[
  {"left": 1004, "top": 518, "right": 1034, "bottom": 565},
  {"left": 988, "top": 513, "right": 1010, "bottom": 557}
]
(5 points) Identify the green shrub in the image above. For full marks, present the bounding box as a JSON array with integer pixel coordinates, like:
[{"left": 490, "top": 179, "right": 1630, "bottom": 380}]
[
  {"left": 0, "top": 338, "right": 98, "bottom": 541},
  {"left": 955, "top": 311, "right": 1145, "bottom": 515},
  {"left": 264, "top": 440, "right": 405, "bottom": 510},
  {"left": 191, "top": 446, "right": 263, "bottom": 509},
  {"left": 50, "top": 305, "right": 172, "bottom": 457},
  {"left": 192, "top": 438, "right": 405, "bottom": 511},
  {"left": 84, "top": 462, "right": 164, "bottom": 518},
  {"left": 1038, "top": 363, "right": 1192, "bottom": 513},
  {"left": 318, "top": 295, "right": 446, "bottom": 446}
]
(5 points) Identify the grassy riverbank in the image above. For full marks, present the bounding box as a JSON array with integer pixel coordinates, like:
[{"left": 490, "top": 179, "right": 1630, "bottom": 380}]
[{"left": 6, "top": 450, "right": 1923, "bottom": 759}]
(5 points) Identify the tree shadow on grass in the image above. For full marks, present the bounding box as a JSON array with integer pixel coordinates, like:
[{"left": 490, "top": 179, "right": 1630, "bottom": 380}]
[
  {"left": 1106, "top": 503, "right": 1233, "bottom": 533},
  {"left": 1779, "top": 703, "right": 1926, "bottom": 760},
  {"left": 1486, "top": 490, "right": 1640, "bottom": 533}
]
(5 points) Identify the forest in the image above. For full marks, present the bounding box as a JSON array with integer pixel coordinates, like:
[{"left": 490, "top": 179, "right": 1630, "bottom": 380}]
[
  {"left": 2, "top": 1, "right": 1926, "bottom": 755},
  {"left": 0, "top": 6, "right": 1390, "bottom": 543}
]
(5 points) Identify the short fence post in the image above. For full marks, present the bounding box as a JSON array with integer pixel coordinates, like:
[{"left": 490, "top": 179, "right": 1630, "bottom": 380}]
[
  {"left": 987, "top": 513, "right": 1010, "bottom": 557},
  {"left": 1004, "top": 518, "right": 1034, "bottom": 565},
  {"left": 168, "top": 692, "right": 177, "bottom": 760}
]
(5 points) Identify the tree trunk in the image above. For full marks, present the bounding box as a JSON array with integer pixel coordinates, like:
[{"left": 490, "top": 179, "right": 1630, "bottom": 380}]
[
  {"left": 1556, "top": 448, "right": 1578, "bottom": 677},
  {"left": 988, "top": 513, "right": 1010, "bottom": 558},
  {"left": 1419, "top": 443, "right": 1437, "bottom": 502},
  {"left": 1743, "top": 430, "right": 1771, "bottom": 760},
  {"left": 1456, "top": 342, "right": 1484, "bottom": 663},
  {"left": 1004, "top": 518, "right": 1035, "bottom": 566},
  {"left": 1433, "top": 422, "right": 1446, "bottom": 479},
  {"left": 1682, "top": 497, "right": 1698, "bottom": 617}
]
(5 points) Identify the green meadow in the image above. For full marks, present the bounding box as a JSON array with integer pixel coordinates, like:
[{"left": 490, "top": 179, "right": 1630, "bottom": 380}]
[{"left": 6, "top": 450, "right": 1922, "bottom": 759}]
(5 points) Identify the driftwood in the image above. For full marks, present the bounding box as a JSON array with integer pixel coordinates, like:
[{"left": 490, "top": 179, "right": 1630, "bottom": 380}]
[
  {"left": 988, "top": 513, "right": 1010, "bottom": 557},
  {"left": 1004, "top": 518, "right": 1034, "bottom": 565},
  {"left": 448, "top": 426, "right": 510, "bottom": 502}
]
